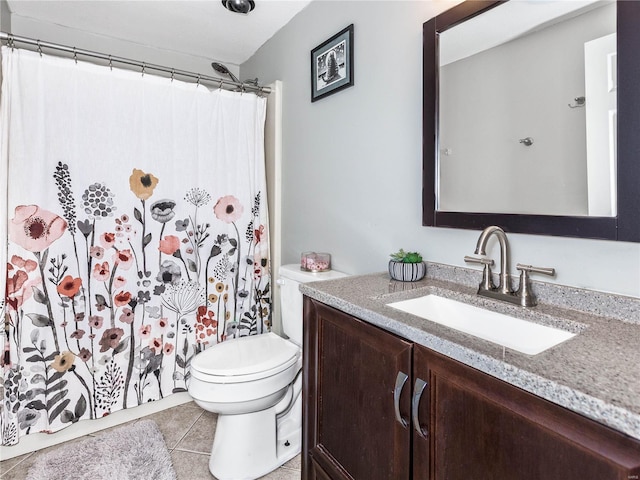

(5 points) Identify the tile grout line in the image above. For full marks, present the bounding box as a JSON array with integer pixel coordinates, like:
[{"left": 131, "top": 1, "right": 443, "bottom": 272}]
[
  {"left": 278, "top": 466, "right": 302, "bottom": 472},
  {"left": 0, "top": 451, "right": 35, "bottom": 477},
  {"left": 169, "top": 408, "right": 205, "bottom": 452},
  {"left": 171, "top": 446, "right": 212, "bottom": 455}
]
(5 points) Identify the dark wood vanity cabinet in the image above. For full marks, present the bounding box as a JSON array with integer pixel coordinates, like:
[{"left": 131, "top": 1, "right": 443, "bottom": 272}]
[
  {"left": 302, "top": 297, "right": 412, "bottom": 479},
  {"left": 418, "top": 345, "right": 640, "bottom": 480},
  {"left": 303, "top": 297, "right": 640, "bottom": 480}
]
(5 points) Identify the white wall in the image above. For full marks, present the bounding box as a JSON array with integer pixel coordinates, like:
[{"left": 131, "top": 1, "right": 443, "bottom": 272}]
[
  {"left": 0, "top": 0, "right": 10, "bottom": 32},
  {"left": 241, "top": 0, "right": 640, "bottom": 299}
]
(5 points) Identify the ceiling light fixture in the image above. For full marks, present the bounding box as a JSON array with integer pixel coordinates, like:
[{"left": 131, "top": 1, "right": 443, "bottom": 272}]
[{"left": 221, "top": 0, "right": 255, "bottom": 15}]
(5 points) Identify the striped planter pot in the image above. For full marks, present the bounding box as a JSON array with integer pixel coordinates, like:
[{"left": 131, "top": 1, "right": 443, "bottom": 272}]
[{"left": 388, "top": 261, "right": 427, "bottom": 282}]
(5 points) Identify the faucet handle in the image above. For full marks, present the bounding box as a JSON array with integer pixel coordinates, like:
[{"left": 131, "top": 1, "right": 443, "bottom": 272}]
[
  {"left": 515, "top": 264, "right": 555, "bottom": 307},
  {"left": 516, "top": 264, "right": 555, "bottom": 277},
  {"left": 464, "top": 255, "right": 495, "bottom": 291},
  {"left": 464, "top": 255, "right": 494, "bottom": 267}
]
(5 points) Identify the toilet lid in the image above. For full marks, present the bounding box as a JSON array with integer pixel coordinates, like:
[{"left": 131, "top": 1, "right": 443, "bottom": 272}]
[{"left": 191, "top": 332, "right": 300, "bottom": 377}]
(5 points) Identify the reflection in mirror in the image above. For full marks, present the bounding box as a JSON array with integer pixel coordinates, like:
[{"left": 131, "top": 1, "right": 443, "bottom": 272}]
[
  {"left": 423, "top": 0, "right": 640, "bottom": 241},
  {"left": 437, "top": 1, "right": 616, "bottom": 217}
]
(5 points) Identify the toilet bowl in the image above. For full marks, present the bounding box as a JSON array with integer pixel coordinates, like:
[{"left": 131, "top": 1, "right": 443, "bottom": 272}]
[
  {"left": 190, "top": 332, "right": 301, "bottom": 414},
  {"left": 187, "top": 264, "right": 348, "bottom": 480}
]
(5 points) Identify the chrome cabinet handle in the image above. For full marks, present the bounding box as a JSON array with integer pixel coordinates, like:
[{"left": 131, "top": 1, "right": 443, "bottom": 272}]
[
  {"left": 412, "top": 378, "right": 428, "bottom": 438},
  {"left": 393, "top": 371, "right": 409, "bottom": 428}
]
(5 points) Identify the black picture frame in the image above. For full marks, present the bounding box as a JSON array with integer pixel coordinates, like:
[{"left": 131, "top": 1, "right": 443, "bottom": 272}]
[{"left": 311, "top": 24, "right": 354, "bottom": 102}]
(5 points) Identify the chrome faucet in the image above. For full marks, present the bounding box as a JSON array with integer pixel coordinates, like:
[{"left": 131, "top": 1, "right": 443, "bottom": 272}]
[
  {"left": 465, "top": 226, "right": 555, "bottom": 307},
  {"left": 475, "top": 225, "right": 511, "bottom": 295}
]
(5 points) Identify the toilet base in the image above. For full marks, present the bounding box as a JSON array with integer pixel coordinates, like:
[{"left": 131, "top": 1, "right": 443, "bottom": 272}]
[{"left": 209, "top": 393, "right": 302, "bottom": 480}]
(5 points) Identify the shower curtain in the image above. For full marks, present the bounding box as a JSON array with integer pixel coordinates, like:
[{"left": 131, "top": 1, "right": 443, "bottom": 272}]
[{"left": 0, "top": 46, "right": 271, "bottom": 446}]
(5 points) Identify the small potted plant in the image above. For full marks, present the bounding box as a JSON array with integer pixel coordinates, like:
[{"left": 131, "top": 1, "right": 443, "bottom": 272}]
[{"left": 389, "top": 249, "right": 427, "bottom": 282}]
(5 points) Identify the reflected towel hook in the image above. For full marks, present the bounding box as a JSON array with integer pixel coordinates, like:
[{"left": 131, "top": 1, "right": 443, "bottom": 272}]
[
  {"left": 568, "top": 96, "right": 586, "bottom": 108},
  {"left": 519, "top": 137, "right": 534, "bottom": 147}
]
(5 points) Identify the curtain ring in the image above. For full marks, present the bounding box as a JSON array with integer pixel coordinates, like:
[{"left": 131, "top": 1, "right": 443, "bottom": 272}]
[
  {"left": 73, "top": 47, "right": 78, "bottom": 64},
  {"left": 141, "top": 63, "right": 146, "bottom": 76},
  {"left": 219, "top": 79, "right": 223, "bottom": 90},
  {"left": 37, "top": 40, "right": 43, "bottom": 57},
  {"left": 108, "top": 55, "right": 113, "bottom": 71},
  {"left": 196, "top": 74, "right": 201, "bottom": 87},
  {"left": 171, "top": 68, "right": 175, "bottom": 82},
  {"left": 8, "top": 35, "right": 14, "bottom": 51},
  {"left": 240, "top": 84, "right": 246, "bottom": 95}
]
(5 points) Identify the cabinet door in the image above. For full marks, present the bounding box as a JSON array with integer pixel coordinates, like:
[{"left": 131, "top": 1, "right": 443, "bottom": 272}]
[
  {"left": 416, "top": 345, "right": 640, "bottom": 480},
  {"left": 303, "top": 298, "right": 413, "bottom": 480}
]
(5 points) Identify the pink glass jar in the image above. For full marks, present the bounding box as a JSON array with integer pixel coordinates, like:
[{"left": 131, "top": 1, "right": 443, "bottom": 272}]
[{"left": 301, "top": 252, "right": 331, "bottom": 272}]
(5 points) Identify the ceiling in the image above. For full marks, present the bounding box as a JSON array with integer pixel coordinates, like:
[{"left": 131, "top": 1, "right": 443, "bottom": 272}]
[{"left": 6, "top": 0, "right": 313, "bottom": 66}]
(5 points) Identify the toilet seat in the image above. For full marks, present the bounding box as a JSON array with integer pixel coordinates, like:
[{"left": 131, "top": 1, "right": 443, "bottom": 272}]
[{"left": 190, "top": 332, "right": 300, "bottom": 384}]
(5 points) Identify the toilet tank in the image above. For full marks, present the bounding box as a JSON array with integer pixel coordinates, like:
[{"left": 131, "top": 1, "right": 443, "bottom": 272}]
[{"left": 278, "top": 264, "right": 348, "bottom": 346}]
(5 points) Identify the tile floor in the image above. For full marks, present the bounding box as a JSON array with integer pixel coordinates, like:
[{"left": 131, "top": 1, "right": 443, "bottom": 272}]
[{"left": 0, "top": 401, "right": 301, "bottom": 479}]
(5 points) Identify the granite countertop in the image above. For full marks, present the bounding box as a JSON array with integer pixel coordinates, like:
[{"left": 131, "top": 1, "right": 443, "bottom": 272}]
[{"left": 299, "top": 263, "right": 640, "bottom": 441}]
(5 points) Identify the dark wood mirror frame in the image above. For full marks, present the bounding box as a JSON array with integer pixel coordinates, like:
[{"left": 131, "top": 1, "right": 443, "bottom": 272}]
[{"left": 423, "top": 0, "right": 640, "bottom": 242}]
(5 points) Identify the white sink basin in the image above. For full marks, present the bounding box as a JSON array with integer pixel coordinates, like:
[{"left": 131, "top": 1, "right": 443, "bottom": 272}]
[{"left": 386, "top": 294, "right": 576, "bottom": 355}]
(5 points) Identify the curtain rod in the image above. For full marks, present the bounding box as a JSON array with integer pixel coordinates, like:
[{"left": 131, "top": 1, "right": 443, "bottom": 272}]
[{"left": 0, "top": 32, "right": 270, "bottom": 95}]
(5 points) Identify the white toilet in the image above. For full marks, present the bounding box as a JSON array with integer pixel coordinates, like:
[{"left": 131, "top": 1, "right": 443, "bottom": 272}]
[{"left": 188, "top": 264, "right": 348, "bottom": 480}]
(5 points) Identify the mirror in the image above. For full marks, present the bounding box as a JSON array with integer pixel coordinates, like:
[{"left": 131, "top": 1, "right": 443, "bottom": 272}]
[
  {"left": 439, "top": 1, "right": 616, "bottom": 217},
  {"left": 423, "top": 0, "right": 640, "bottom": 242}
]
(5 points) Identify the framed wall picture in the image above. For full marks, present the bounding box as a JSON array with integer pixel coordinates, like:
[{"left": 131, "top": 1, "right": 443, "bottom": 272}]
[{"left": 311, "top": 24, "right": 354, "bottom": 102}]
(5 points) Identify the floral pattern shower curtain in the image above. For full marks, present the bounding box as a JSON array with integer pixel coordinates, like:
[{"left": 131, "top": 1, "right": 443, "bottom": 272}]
[{"left": 0, "top": 47, "right": 271, "bottom": 445}]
